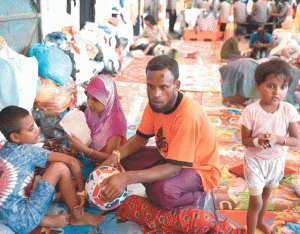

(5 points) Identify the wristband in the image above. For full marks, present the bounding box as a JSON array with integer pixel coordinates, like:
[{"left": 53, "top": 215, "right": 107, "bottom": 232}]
[
  {"left": 112, "top": 150, "right": 121, "bottom": 162},
  {"left": 77, "top": 190, "right": 87, "bottom": 197},
  {"left": 253, "top": 138, "right": 260, "bottom": 147}
]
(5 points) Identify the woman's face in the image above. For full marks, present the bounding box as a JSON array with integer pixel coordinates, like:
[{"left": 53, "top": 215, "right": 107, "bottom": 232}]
[{"left": 86, "top": 92, "right": 105, "bottom": 114}]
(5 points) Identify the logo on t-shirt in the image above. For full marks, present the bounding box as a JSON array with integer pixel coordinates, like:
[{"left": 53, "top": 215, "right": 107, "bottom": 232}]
[{"left": 156, "top": 126, "right": 168, "bottom": 153}]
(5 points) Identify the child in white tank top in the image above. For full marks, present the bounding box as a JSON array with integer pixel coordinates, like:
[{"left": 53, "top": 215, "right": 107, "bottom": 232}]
[{"left": 239, "top": 58, "right": 300, "bottom": 234}]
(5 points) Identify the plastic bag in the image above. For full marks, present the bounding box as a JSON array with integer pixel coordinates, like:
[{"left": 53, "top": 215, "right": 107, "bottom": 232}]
[
  {"left": 28, "top": 44, "right": 72, "bottom": 86},
  {"left": 45, "top": 31, "right": 67, "bottom": 47},
  {"left": 34, "top": 77, "right": 71, "bottom": 113},
  {"left": 32, "top": 109, "right": 65, "bottom": 140},
  {"left": 0, "top": 38, "right": 38, "bottom": 111}
]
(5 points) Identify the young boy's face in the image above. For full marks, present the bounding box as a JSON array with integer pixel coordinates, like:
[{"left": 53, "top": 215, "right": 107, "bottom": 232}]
[
  {"left": 255, "top": 74, "right": 288, "bottom": 106},
  {"left": 13, "top": 115, "right": 40, "bottom": 144}
]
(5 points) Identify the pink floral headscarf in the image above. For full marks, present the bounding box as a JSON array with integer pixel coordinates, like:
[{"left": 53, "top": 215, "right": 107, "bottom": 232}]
[{"left": 84, "top": 75, "right": 127, "bottom": 151}]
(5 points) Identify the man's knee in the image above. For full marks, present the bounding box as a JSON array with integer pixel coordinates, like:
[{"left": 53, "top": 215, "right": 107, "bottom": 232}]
[{"left": 148, "top": 180, "right": 179, "bottom": 209}]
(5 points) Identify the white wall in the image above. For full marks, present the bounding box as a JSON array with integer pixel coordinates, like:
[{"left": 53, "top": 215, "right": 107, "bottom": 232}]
[{"left": 41, "top": 0, "right": 80, "bottom": 38}]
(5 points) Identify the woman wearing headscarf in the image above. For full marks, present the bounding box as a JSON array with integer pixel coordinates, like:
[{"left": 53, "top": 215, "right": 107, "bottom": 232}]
[{"left": 66, "top": 75, "right": 127, "bottom": 174}]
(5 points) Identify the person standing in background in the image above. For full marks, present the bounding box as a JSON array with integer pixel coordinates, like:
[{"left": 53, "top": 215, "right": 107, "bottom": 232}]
[{"left": 167, "top": 0, "right": 177, "bottom": 33}]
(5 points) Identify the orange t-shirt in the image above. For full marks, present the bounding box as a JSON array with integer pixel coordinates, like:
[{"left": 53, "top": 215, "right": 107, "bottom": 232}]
[{"left": 137, "top": 93, "right": 221, "bottom": 192}]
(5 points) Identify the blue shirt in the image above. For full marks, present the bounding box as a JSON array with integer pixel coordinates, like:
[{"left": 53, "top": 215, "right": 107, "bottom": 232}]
[
  {"left": 0, "top": 142, "right": 50, "bottom": 210},
  {"left": 250, "top": 31, "right": 272, "bottom": 45}
]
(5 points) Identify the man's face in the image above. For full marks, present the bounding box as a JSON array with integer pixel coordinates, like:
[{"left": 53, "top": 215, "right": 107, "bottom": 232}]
[{"left": 146, "top": 68, "right": 180, "bottom": 113}]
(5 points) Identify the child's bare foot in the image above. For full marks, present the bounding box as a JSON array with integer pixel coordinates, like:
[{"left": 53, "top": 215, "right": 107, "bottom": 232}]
[
  {"left": 257, "top": 221, "right": 276, "bottom": 234},
  {"left": 39, "top": 214, "right": 70, "bottom": 228},
  {"left": 70, "top": 211, "right": 105, "bottom": 226}
]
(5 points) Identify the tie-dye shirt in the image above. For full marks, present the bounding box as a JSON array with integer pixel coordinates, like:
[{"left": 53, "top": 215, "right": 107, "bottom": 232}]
[{"left": 0, "top": 142, "right": 50, "bottom": 210}]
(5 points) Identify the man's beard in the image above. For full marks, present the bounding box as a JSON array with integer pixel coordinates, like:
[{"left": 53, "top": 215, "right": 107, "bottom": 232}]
[{"left": 149, "top": 91, "right": 177, "bottom": 113}]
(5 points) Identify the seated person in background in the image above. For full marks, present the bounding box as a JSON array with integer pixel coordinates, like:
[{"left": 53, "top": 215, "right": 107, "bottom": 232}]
[
  {"left": 221, "top": 27, "right": 250, "bottom": 62},
  {"left": 66, "top": 75, "right": 127, "bottom": 178},
  {"left": 218, "top": 0, "right": 231, "bottom": 32},
  {"left": 130, "top": 15, "right": 199, "bottom": 58},
  {"left": 234, "top": 0, "right": 248, "bottom": 24},
  {"left": 219, "top": 56, "right": 300, "bottom": 105},
  {"left": 99, "top": 55, "right": 222, "bottom": 210},
  {"left": 248, "top": 0, "right": 270, "bottom": 33},
  {"left": 0, "top": 106, "right": 104, "bottom": 234},
  {"left": 198, "top": 0, "right": 211, "bottom": 10},
  {"left": 249, "top": 24, "right": 274, "bottom": 59},
  {"left": 130, "top": 15, "right": 170, "bottom": 55},
  {"left": 269, "top": 34, "right": 300, "bottom": 59},
  {"left": 268, "top": 0, "right": 289, "bottom": 25}
]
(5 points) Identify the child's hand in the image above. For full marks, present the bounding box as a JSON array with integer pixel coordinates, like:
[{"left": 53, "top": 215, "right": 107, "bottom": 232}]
[
  {"left": 260, "top": 134, "right": 271, "bottom": 149},
  {"left": 267, "top": 133, "right": 279, "bottom": 147}
]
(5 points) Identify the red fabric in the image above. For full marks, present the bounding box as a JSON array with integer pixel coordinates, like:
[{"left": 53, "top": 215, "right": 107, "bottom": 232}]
[
  {"left": 208, "top": 219, "right": 247, "bottom": 234},
  {"left": 117, "top": 195, "right": 247, "bottom": 234},
  {"left": 117, "top": 195, "right": 216, "bottom": 233}
]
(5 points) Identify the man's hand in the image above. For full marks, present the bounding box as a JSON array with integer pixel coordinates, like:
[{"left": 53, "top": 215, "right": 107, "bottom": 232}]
[
  {"left": 99, "top": 153, "right": 118, "bottom": 168},
  {"left": 100, "top": 173, "right": 128, "bottom": 203},
  {"left": 254, "top": 41, "right": 262, "bottom": 48}
]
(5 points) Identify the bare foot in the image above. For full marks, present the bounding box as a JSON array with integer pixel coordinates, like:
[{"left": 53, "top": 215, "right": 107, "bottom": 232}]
[
  {"left": 70, "top": 211, "right": 105, "bottom": 226},
  {"left": 187, "top": 52, "right": 199, "bottom": 59},
  {"left": 39, "top": 214, "right": 70, "bottom": 228},
  {"left": 257, "top": 221, "right": 276, "bottom": 234}
]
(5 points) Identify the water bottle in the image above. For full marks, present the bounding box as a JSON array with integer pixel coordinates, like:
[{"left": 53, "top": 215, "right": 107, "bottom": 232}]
[
  {"left": 261, "top": 51, "right": 266, "bottom": 58},
  {"left": 256, "top": 50, "right": 261, "bottom": 60}
]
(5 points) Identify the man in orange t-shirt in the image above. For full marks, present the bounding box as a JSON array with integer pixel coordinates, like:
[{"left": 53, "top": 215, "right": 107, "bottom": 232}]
[{"left": 100, "top": 55, "right": 221, "bottom": 209}]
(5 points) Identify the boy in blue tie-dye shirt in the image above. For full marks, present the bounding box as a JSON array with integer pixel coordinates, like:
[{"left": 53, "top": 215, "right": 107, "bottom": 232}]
[{"left": 0, "top": 106, "right": 104, "bottom": 234}]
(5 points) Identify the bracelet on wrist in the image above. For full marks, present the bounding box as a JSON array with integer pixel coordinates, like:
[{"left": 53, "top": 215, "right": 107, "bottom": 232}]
[
  {"left": 77, "top": 190, "right": 87, "bottom": 197},
  {"left": 283, "top": 137, "right": 287, "bottom": 146},
  {"left": 253, "top": 138, "right": 260, "bottom": 147},
  {"left": 112, "top": 150, "right": 121, "bottom": 163}
]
